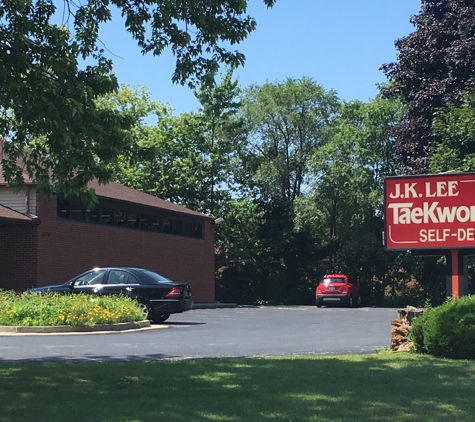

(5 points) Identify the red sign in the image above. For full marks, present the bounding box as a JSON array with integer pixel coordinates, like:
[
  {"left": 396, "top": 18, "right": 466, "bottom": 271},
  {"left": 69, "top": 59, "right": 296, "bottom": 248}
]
[{"left": 384, "top": 173, "right": 475, "bottom": 250}]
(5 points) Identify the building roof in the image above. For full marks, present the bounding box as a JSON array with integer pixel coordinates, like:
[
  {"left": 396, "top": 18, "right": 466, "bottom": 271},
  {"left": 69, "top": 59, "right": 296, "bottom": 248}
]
[
  {"left": 0, "top": 204, "right": 39, "bottom": 225},
  {"left": 89, "top": 179, "right": 211, "bottom": 219},
  {"left": 0, "top": 165, "right": 34, "bottom": 185},
  {"left": 0, "top": 162, "right": 211, "bottom": 220}
]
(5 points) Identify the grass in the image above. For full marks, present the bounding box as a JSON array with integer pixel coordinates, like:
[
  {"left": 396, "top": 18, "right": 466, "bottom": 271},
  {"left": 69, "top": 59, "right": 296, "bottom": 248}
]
[
  {"left": 0, "top": 290, "right": 143, "bottom": 326},
  {"left": 0, "top": 352, "right": 474, "bottom": 421}
]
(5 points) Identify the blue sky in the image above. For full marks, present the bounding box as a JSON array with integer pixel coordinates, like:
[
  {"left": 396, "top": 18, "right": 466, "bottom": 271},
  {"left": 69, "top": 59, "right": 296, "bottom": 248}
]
[{"left": 93, "top": 0, "right": 422, "bottom": 114}]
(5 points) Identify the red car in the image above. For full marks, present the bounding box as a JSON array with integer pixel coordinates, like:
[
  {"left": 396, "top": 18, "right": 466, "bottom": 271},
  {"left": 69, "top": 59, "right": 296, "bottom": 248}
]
[{"left": 315, "top": 274, "right": 361, "bottom": 308}]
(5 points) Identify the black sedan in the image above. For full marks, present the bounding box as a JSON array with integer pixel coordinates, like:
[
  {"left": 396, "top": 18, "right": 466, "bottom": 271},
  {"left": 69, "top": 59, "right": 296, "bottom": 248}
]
[{"left": 28, "top": 267, "right": 193, "bottom": 323}]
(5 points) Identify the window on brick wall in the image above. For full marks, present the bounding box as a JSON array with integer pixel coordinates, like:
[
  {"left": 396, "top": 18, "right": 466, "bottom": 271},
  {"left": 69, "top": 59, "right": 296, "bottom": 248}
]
[
  {"left": 56, "top": 194, "right": 205, "bottom": 239},
  {"left": 56, "top": 194, "right": 86, "bottom": 220},
  {"left": 115, "top": 209, "right": 127, "bottom": 226},
  {"left": 101, "top": 207, "right": 114, "bottom": 225},
  {"left": 173, "top": 220, "right": 183, "bottom": 235},
  {"left": 57, "top": 196, "right": 70, "bottom": 218},
  {"left": 71, "top": 202, "right": 86, "bottom": 221},
  {"left": 127, "top": 212, "right": 139, "bottom": 229},
  {"left": 183, "top": 222, "right": 193, "bottom": 237},
  {"left": 140, "top": 214, "right": 151, "bottom": 230},
  {"left": 151, "top": 215, "right": 162, "bottom": 232},
  {"left": 162, "top": 218, "right": 172, "bottom": 233},
  {"left": 87, "top": 205, "right": 100, "bottom": 223},
  {"left": 193, "top": 223, "right": 203, "bottom": 238}
]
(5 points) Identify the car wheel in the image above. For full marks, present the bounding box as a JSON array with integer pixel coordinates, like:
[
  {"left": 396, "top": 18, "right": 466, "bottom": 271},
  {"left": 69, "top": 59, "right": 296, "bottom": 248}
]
[
  {"left": 356, "top": 296, "right": 362, "bottom": 307},
  {"left": 348, "top": 296, "right": 354, "bottom": 307},
  {"left": 316, "top": 303, "right": 323, "bottom": 308},
  {"left": 153, "top": 313, "right": 170, "bottom": 323},
  {"left": 137, "top": 302, "right": 152, "bottom": 321}
]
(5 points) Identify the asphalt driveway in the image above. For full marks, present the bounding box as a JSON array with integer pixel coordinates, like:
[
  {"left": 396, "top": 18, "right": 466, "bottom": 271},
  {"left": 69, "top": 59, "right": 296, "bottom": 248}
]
[{"left": 0, "top": 306, "right": 397, "bottom": 363}]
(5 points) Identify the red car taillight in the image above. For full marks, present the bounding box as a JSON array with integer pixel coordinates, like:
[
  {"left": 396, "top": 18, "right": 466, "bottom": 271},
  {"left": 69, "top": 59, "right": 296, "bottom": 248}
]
[
  {"left": 316, "top": 286, "right": 322, "bottom": 294},
  {"left": 165, "top": 286, "right": 182, "bottom": 298}
]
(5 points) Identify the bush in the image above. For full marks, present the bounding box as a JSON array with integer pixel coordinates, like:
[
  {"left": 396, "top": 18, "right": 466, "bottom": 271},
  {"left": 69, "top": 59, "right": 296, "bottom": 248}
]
[
  {"left": 0, "top": 290, "right": 144, "bottom": 326},
  {"left": 409, "top": 295, "right": 475, "bottom": 359}
]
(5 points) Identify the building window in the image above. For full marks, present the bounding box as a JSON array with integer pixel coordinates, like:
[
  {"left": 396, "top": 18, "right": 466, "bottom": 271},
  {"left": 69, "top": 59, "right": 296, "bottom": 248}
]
[
  {"left": 183, "top": 222, "right": 193, "bottom": 237},
  {"left": 151, "top": 215, "right": 162, "bottom": 232},
  {"left": 174, "top": 220, "right": 183, "bottom": 235},
  {"left": 71, "top": 202, "right": 86, "bottom": 221},
  {"left": 56, "top": 194, "right": 204, "bottom": 239},
  {"left": 193, "top": 223, "right": 203, "bottom": 238},
  {"left": 127, "top": 212, "right": 139, "bottom": 229},
  {"left": 87, "top": 205, "right": 100, "bottom": 223},
  {"left": 115, "top": 209, "right": 127, "bottom": 226},
  {"left": 140, "top": 214, "right": 151, "bottom": 230},
  {"left": 100, "top": 207, "right": 114, "bottom": 225},
  {"left": 57, "top": 197, "right": 70, "bottom": 218},
  {"left": 162, "top": 218, "right": 172, "bottom": 233}
]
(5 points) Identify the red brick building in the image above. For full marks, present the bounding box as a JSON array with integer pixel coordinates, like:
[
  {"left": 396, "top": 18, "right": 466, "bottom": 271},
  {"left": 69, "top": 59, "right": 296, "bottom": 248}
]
[{"left": 0, "top": 176, "right": 216, "bottom": 303}]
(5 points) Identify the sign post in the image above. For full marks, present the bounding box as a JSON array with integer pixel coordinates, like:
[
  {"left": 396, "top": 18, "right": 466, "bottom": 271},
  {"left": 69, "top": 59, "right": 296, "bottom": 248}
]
[
  {"left": 384, "top": 172, "right": 475, "bottom": 298},
  {"left": 450, "top": 249, "right": 459, "bottom": 300}
]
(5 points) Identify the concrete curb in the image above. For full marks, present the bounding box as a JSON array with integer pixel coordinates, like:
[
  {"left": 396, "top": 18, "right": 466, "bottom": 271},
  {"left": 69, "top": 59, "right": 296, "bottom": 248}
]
[
  {"left": 0, "top": 305, "right": 241, "bottom": 335},
  {"left": 0, "top": 320, "right": 151, "bottom": 334}
]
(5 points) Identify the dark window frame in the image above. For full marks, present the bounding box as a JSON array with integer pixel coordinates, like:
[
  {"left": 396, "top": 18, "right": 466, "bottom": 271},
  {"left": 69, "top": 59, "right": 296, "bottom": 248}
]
[{"left": 56, "top": 194, "right": 205, "bottom": 239}]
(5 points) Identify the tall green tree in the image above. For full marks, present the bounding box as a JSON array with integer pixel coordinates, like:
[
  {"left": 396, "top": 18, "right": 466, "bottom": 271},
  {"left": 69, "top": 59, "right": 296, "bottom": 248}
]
[
  {"left": 216, "top": 77, "right": 340, "bottom": 304},
  {"left": 215, "top": 197, "right": 267, "bottom": 304},
  {"left": 112, "top": 73, "right": 243, "bottom": 215},
  {"left": 194, "top": 69, "right": 245, "bottom": 215},
  {"left": 0, "top": 0, "right": 276, "bottom": 197},
  {"left": 240, "top": 77, "right": 339, "bottom": 203},
  {"left": 381, "top": 0, "right": 475, "bottom": 174},
  {"left": 297, "top": 94, "right": 404, "bottom": 303}
]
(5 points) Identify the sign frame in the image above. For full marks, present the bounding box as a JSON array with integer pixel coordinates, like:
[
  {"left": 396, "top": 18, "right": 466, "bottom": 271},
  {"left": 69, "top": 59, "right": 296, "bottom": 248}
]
[{"left": 384, "top": 172, "right": 475, "bottom": 251}]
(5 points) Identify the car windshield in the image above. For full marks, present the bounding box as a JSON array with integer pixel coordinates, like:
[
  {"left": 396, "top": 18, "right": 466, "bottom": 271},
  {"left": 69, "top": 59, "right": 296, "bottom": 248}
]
[
  {"left": 322, "top": 278, "right": 345, "bottom": 284},
  {"left": 139, "top": 269, "right": 173, "bottom": 284}
]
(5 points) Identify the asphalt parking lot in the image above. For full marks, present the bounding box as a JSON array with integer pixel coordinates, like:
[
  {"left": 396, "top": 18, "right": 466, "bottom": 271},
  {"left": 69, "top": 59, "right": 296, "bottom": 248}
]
[{"left": 0, "top": 306, "right": 398, "bottom": 363}]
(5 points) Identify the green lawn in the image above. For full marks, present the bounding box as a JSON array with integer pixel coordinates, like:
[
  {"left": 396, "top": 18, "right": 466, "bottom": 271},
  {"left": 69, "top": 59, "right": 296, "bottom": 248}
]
[{"left": 0, "top": 352, "right": 473, "bottom": 422}]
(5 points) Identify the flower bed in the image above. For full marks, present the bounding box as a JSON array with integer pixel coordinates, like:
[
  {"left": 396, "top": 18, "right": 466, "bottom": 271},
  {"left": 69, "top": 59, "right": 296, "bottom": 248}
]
[{"left": 0, "top": 290, "right": 144, "bottom": 327}]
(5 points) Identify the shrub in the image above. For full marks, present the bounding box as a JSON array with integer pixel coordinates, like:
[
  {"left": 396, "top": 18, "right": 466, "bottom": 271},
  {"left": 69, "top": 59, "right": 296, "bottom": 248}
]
[
  {"left": 409, "top": 295, "right": 475, "bottom": 359},
  {"left": 0, "top": 290, "right": 144, "bottom": 326}
]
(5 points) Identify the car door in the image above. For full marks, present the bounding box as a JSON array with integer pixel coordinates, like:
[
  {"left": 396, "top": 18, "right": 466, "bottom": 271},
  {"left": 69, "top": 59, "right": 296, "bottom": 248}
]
[
  {"left": 96, "top": 269, "right": 139, "bottom": 297},
  {"left": 71, "top": 269, "right": 107, "bottom": 295}
]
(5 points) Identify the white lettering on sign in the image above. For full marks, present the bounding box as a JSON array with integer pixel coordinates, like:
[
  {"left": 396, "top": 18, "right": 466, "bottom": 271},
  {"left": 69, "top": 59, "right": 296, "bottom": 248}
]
[
  {"left": 418, "top": 228, "right": 475, "bottom": 242},
  {"left": 425, "top": 181, "right": 459, "bottom": 197},
  {"left": 419, "top": 228, "right": 451, "bottom": 242},
  {"left": 457, "top": 228, "right": 475, "bottom": 241},
  {"left": 388, "top": 180, "right": 460, "bottom": 199},
  {"left": 388, "top": 202, "right": 475, "bottom": 225}
]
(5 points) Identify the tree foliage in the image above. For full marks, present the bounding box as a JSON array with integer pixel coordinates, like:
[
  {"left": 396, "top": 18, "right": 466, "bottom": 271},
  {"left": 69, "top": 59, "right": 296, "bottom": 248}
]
[
  {"left": 430, "top": 88, "right": 475, "bottom": 173},
  {"left": 296, "top": 94, "right": 406, "bottom": 303},
  {"left": 381, "top": 0, "right": 475, "bottom": 174},
  {"left": 240, "top": 77, "right": 339, "bottom": 203},
  {"left": 194, "top": 70, "right": 245, "bottom": 215},
  {"left": 113, "top": 72, "right": 243, "bottom": 215},
  {"left": 0, "top": 0, "right": 275, "bottom": 198},
  {"left": 214, "top": 78, "right": 340, "bottom": 304}
]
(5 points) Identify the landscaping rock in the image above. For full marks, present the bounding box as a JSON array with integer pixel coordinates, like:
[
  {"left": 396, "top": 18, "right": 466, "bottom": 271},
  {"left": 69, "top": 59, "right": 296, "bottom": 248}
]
[{"left": 390, "top": 306, "right": 425, "bottom": 352}]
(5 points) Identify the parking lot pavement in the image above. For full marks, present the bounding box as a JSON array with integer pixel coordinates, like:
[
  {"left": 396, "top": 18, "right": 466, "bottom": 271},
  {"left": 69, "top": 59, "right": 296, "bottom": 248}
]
[{"left": 0, "top": 306, "right": 398, "bottom": 362}]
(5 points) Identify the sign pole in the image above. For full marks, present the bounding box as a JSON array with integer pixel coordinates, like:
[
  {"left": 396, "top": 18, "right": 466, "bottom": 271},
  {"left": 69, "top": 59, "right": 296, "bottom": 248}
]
[{"left": 450, "top": 249, "right": 460, "bottom": 300}]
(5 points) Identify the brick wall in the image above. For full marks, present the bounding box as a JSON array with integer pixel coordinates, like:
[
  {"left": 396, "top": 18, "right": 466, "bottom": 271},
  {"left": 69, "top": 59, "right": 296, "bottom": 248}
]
[
  {"left": 35, "top": 196, "right": 215, "bottom": 302},
  {"left": 0, "top": 226, "right": 37, "bottom": 291}
]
